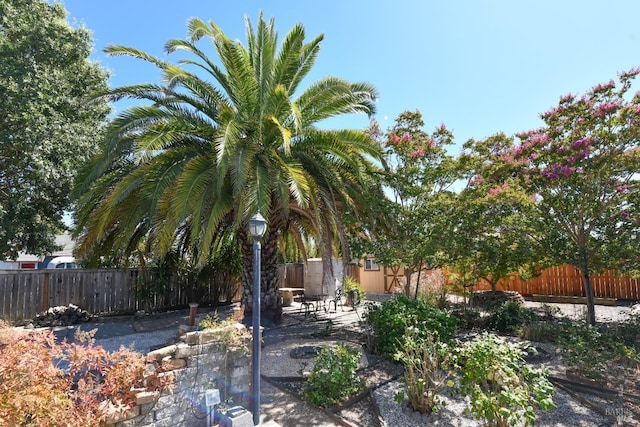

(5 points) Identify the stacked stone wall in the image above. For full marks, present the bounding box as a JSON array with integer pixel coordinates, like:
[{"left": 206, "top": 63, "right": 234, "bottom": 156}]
[{"left": 104, "top": 325, "right": 252, "bottom": 427}]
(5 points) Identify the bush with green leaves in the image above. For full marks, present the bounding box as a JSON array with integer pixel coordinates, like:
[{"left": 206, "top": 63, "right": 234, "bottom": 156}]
[
  {"left": 558, "top": 318, "right": 639, "bottom": 379},
  {"left": 365, "top": 295, "right": 458, "bottom": 356},
  {"left": 487, "top": 300, "right": 536, "bottom": 333},
  {"left": 343, "top": 276, "right": 365, "bottom": 306},
  {"left": 456, "top": 333, "right": 555, "bottom": 427},
  {"left": 198, "top": 313, "right": 249, "bottom": 351},
  {"left": 393, "top": 329, "right": 454, "bottom": 414},
  {"left": 303, "top": 344, "right": 364, "bottom": 407}
]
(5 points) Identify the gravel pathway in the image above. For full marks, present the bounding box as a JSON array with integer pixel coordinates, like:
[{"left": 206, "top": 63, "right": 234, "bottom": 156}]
[{"left": 373, "top": 380, "right": 612, "bottom": 427}]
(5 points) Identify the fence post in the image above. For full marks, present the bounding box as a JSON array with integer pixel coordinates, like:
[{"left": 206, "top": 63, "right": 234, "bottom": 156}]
[{"left": 42, "top": 272, "right": 49, "bottom": 312}]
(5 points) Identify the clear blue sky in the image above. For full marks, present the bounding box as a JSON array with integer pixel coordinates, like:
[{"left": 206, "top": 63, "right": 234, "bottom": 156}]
[{"left": 59, "top": 0, "right": 640, "bottom": 151}]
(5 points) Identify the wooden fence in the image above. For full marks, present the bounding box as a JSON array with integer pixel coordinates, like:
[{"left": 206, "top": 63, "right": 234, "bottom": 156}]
[
  {"left": 279, "top": 263, "right": 304, "bottom": 288},
  {"left": 474, "top": 265, "right": 640, "bottom": 301},
  {"left": 0, "top": 269, "right": 140, "bottom": 322},
  {"left": 0, "top": 264, "right": 306, "bottom": 322}
]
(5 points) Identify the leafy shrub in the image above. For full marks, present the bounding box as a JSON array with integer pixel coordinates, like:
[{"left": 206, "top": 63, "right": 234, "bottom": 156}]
[
  {"left": 393, "top": 329, "right": 454, "bottom": 414},
  {"left": 456, "top": 333, "right": 555, "bottom": 427},
  {"left": 608, "top": 310, "right": 640, "bottom": 350},
  {"left": 198, "top": 312, "right": 249, "bottom": 351},
  {"left": 365, "top": 295, "right": 458, "bottom": 356},
  {"left": 303, "top": 344, "right": 364, "bottom": 407},
  {"left": 558, "top": 319, "right": 639, "bottom": 379},
  {"left": 0, "top": 321, "right": 172, "bottom": 426},
  {"left": 539, "top": 303, "right": 561, "bottom": 320},
  {"left": 518, "top": 320, "right": 566, "bottom": 343},
  {"left": 487, "top": 300, "right": 536, "bottom": 333},
  {"left": 343, "top": 276, "right": 365, "bottom": 306},
  {"left": 450, "top": 303, "right": 486, "bottom": 330}
]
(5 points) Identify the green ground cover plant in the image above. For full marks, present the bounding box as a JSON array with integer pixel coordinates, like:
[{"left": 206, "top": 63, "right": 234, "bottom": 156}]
[
  {"left": 303, "top": 344, "right": 364, "bottom": 407},
  {"left": 518, "top": 310, "right": 639, "bottom": 380},
  {"left": 487, "top": 300, "right": 536, "bottom": 333},
  {"left": 557, "top": 316, "right": 640, "bottom": 380},
  {"left": 365, "top": 295, "right": 458, "bottom": 356}
]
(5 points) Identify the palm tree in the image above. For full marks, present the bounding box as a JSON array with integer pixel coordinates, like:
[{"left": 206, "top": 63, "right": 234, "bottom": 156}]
[{"left": 74, "top": 13, "right": 382, "bottom": 320}]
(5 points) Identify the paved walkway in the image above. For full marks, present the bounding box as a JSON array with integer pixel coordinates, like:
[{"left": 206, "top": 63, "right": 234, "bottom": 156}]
[{"left": 260, "top": 301, "right": 369, "bottom": 426}]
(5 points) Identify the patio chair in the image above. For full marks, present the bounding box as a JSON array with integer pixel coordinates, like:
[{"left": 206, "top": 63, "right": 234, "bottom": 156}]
[
  {"left": 299, "top": 294, "right": 315, "bottom": 317},
  {"left": 326, "top": 287, "right": 344, "bottom": 312}
]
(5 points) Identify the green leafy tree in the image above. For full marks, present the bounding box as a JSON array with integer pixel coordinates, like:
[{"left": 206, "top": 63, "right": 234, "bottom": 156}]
[
  {"left": 445, "top": 133, "right": 539, "bottom": 294},
  {"left": 511, "top": 69, "right": 640, "bottom": 325},
  {"left": 74, "top": 14, "right": 381, "bottom": 320},
  {"left": 352, "top": 111, "right": 457, "bottom": 296},
  {"left": 0, "top": 0, "right": 110, "bottom": 258}
]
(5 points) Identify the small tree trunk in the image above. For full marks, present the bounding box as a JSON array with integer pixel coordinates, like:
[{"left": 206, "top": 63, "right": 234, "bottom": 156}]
[
  {"left": 405, "top": 267, "right": 413, "bottom": 298},
  {"left": 413, "top": 262, "right": 423, "bottom": 300},
  {"left": 577, "top": 264, "right": 597, "bottom": 325}
]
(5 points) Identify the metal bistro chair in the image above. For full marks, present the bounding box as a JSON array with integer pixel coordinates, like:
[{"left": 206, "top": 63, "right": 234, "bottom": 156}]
[
  {"left": 298, "top": 294, "right": 315, "bottom": 317},
  {"left": 326, "top": 287, "right": 344, "bottom": 313}
]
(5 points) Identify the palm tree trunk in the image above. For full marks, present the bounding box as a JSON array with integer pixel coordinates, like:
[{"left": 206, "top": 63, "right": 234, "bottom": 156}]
[{"left": 239, "top": 215, "right": 284, "bottom": 323}]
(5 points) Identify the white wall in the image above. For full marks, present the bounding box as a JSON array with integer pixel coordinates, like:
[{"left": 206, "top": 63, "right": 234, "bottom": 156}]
[{"left": 304, "top": 258, "right": 343, "bottom": 297}]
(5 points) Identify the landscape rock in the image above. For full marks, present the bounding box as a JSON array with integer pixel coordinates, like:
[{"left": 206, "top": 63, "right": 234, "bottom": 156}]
[{"left": 32, "top": 304, "right": 92, "bottom": 327}]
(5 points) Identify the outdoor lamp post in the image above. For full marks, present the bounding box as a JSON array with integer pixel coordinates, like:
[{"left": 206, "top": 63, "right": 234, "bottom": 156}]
[{"left": 248, "top": 212, "right": 266, "bottom": 426}]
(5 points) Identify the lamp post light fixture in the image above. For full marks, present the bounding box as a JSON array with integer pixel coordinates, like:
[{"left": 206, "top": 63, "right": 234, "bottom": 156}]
[{"left": 248, "top": 212, "right": 266, "bottom": 426}]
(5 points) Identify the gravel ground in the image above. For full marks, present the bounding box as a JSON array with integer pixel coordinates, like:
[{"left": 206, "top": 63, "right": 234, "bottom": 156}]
[
  {"left": 93, "top": 328, "right": 178, "bottom": 353},
  {"left": 373, "top": 380, "right": 612, "bottom": 427}
]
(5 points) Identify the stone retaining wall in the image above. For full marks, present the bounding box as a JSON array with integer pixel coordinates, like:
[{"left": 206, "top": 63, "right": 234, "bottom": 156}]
[{"left": 104, "top": 325, "right": 252, "bottom": 427}]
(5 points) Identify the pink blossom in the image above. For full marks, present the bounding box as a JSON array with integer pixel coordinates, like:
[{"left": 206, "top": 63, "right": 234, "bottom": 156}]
[
  {"left": 512, "top": 145, "right": 524, "bottom": 156},
  {"left": 530, "top": 133, "right": 550, "bottom": 145},
  {"left": 561, "top": 165, "right": 575, "bottom": 178},
  {"left": 530, "top": 152, "right": 539, "bottom": 160},
  {"left": 594, "top": 101, "right": 621, "bottom": 117},
  {"left": 560, "top": 93, "right": 575, "bottom": 103},
  {"left": 410, "top": 149, "right": 425, "bottom": 158},
  {"left": 542, "top": 105, "right": 565, "bottom": 117},
  {"left": 488, "top": 184, "right": 508, "bottom": 196},
  {"left": 617, "top": 185, "right": 628, "bottom": 192},
  {"left": 571, "top": 138, "right": 591, "bottom": 149},
  {"left": 438, "top": 122, "right": 447, "bottom": 131},
  {"left": 542, "top": 163, "right": 575, "bottom": 180},
  {"left": 392, "top": 134, "right": 401, "bottom": 144},
  {"left": 402, "top": 132, "right": 411, "bottom": 142},
  {"left": 592, "top": 79, "right": 616, "bottom": 93},
  {"left": 619, "top": 67, "right": 640, "bottom": 79},
  {"left": 621, "top": 211, "right": 629, "bottom": 218}
]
